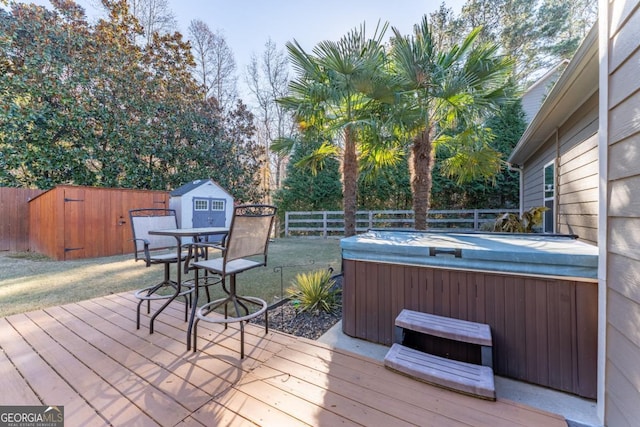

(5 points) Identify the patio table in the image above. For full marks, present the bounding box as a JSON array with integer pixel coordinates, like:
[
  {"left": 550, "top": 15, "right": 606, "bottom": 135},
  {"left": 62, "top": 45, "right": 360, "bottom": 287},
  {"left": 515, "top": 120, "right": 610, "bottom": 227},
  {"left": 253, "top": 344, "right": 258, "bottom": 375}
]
[{"left": 148, "top": 227, "right": 228, "bottom": 350}]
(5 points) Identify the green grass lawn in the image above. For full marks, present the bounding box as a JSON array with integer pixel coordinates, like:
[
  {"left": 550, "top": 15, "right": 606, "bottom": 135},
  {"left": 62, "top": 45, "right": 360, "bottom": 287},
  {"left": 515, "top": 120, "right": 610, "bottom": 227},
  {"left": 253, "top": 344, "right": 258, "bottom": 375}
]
[{"left": 0, "top": 238, "right": 342, "bottom": 318}]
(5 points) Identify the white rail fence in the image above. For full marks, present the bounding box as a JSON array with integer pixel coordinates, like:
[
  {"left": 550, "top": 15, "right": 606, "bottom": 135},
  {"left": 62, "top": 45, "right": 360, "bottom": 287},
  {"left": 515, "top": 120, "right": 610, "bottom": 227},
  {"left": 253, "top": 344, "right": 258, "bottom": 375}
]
[{"left": 284, "top": 209, "right": 519, "bottom": 237}]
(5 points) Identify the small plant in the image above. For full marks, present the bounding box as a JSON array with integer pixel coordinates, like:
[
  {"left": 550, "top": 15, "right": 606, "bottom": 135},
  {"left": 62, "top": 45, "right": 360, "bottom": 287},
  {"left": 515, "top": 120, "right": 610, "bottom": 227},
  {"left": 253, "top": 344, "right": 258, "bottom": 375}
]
[
  {"left": 492, "top": 206, "right": 548, "bottom": 233},
  {"left": 287, "top": 269, "right": 340, "bottom": 314}
]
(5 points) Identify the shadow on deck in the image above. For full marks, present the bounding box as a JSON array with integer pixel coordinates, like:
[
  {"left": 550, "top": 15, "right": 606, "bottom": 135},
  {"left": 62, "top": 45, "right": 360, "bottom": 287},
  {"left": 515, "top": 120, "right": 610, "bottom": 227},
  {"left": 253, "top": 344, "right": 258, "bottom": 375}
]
[{"left": 0, "top": 292, "right": 567, "bottom": 426}]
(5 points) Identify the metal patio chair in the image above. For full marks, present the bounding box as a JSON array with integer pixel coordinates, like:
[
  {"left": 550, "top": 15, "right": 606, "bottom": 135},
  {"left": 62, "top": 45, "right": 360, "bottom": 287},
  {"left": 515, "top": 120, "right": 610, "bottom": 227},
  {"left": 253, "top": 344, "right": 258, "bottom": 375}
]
[
  {"left": 186, "top": 204, "right": 277, "bottom": 358},
  {"left": 129, "top": 208, "right": 223, "bottom": 333}
]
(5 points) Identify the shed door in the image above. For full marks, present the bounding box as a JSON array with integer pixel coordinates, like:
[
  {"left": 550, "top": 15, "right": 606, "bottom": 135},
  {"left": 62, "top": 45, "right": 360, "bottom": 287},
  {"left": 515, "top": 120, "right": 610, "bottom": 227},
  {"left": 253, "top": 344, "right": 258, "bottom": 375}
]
[
  {"left": 63, "top": 187, "right": 86, "bottom": 260},
  {"left": 192, "top": 198, "right": 226, "bottom": 241}
]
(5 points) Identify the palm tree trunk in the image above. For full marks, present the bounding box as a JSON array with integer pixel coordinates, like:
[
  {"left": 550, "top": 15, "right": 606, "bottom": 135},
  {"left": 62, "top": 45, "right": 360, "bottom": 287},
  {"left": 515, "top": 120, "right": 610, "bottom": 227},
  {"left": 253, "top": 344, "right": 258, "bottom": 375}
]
[
  {"left": 411, "top": 129, "right": 434, "bottom": 230},
  {"left": 343, "top": 126, "right": 358, "bottom": 237}
]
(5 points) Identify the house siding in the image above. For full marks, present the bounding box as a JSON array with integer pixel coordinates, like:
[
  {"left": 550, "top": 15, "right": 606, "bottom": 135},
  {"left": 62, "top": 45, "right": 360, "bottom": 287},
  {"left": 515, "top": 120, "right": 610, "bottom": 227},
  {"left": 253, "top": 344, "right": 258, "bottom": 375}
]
[
  {"left": 522, "top": 82, "right": 549, "bottom": 123},
  {"left": 605, "top": 0, "right": 640, "bottom": 425},
  {"left": 522, "top": 138, "right": 555, "bottom": 210},
  {"left": 557, "top": 93, "right": 599, "bottom": 244},
  {"left": 521, "top": 92, "right": 599, "bottom": 243},
  {"left": 521, "top": 61, "right": 568, "bottom": 125}
]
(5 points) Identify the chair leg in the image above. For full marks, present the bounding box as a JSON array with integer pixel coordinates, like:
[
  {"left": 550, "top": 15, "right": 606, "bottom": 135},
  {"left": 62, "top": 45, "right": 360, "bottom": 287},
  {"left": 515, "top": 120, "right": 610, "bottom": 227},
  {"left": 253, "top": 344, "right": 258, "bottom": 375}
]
[
  {"left": 240, "top": 320, "right": 245, "bottom": 359},
  {"left": 229, "top": 274, "right": 249, "bottom": 316},
  {"left": 192, "top": 317, "right": 199, "bottom": 352},
  {"left": 224, "top": 303, "right": 228, "bottom": 330},
  {"left": 149, "top": 263, "right": 179, "bottom": 335},
  {"left": 191, "top": 281, "right": 268, "bottom": 359},
  {"left": 137, "top": 299, "right": 144, "bottom": 329}
]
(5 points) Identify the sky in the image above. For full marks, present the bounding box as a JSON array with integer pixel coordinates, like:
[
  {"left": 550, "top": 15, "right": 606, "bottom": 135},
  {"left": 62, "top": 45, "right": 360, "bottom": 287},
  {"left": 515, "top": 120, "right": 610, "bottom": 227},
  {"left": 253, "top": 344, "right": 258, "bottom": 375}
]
[
  {"left": 161, "top": 0, "right": 467, "bottom": 69},
  {"left": 26, "top": 0, "right": 466, "bottom": 96}
]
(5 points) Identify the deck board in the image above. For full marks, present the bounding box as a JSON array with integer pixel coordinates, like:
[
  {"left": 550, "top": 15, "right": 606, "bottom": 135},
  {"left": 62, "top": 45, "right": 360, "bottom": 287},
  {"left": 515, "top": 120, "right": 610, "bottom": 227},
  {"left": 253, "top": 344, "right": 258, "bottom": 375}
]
[
  {"left": 0, "top": 321, "right": 41, "bottom": 405},
  {"left": 0, "top": 292, "right": 568, "bottom": 427},
  {"left": 287, "top": 340, "right": 563, "bottom": 426}
]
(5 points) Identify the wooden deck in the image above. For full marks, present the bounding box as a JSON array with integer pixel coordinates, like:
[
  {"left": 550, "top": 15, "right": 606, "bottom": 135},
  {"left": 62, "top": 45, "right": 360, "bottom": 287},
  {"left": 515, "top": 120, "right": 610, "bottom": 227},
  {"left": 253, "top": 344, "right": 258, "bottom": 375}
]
[{"left": 0, "top": 292, "right": 567, "bottom": 426}]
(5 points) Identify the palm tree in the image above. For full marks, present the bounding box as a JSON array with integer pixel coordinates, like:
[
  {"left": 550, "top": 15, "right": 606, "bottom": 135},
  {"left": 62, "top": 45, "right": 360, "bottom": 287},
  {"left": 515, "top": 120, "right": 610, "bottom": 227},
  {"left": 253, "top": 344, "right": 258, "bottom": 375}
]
[
  {"left": 278, "top": 23, "right": 392, "bottom": 237},
  {"left": 391, "top": 16, "right": 514, "bottom": 230}
]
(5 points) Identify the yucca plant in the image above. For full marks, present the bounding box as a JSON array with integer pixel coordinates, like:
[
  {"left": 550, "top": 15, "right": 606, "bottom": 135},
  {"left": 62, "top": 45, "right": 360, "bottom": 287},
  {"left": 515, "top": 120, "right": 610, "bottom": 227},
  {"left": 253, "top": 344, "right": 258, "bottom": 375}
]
[
  {"left": 492, "top": 206, "right": 548, "bottom": 233},
  {"left": 287, "top": 269, "right": 341, "bottom": 314}
]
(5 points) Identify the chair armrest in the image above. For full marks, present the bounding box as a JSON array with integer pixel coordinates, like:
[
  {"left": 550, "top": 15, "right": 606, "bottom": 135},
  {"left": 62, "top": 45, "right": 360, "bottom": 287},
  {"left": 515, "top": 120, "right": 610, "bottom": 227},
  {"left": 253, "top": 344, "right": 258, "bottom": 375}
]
[
  {"left": 183, "top": 242, "right": 225, "bottom": 274},
  {"left": 132, "top": 238, "right": 152, "bottom": 267},
  {"left": 197, "top": 231, "right": 229, "bottom": 245}
]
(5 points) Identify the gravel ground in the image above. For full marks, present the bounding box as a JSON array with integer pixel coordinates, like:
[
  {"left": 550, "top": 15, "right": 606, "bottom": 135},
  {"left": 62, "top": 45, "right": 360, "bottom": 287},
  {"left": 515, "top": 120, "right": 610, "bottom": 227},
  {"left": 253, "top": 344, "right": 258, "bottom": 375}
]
[
  {"left": 251, "top": 302, "right": 341, "bottom": 340},
  {"left": 251, "top": 273, "right": 343, "bottom": 340}
]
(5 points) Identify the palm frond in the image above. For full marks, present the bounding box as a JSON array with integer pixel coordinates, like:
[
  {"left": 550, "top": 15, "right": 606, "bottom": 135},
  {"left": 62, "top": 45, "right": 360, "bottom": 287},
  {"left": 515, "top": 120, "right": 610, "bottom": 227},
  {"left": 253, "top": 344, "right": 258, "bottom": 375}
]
[
  {"left": 270, "top": 137, "right": 297, "bottom": 155},
  {"left": 438, "top": 126, "right": 503, "bottom": 184},
  {"left": 294, "top": 141, "right": 340, "bottom": 174}
]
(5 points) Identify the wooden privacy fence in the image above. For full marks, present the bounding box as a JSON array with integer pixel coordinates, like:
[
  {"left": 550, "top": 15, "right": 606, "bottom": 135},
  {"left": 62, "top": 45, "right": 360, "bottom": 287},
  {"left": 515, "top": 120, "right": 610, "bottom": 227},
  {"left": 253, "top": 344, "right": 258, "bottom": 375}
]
[
  {"left": 29, "top": 186, "right": 169, "bottom": 260},
  {"left": 0, "top": 187, "right": 45, "bottom": 252},
  {"left": 284, "top": 209, "right": 520, "bottom": 237}
]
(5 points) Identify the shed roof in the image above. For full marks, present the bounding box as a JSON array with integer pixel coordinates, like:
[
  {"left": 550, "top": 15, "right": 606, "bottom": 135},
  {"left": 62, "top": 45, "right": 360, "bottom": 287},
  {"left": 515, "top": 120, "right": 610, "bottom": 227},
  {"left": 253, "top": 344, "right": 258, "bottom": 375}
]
[
  {"left": 170, "top": 179, "right": 233, "bottom": 198},
  {"left": 509, "top": 24, "right": 598, "bottom": 166}
]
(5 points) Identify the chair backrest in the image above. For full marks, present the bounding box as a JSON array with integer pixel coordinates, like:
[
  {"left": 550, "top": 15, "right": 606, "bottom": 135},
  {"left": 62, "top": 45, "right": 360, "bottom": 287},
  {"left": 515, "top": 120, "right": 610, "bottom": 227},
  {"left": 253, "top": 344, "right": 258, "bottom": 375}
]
[
  {"left": 224, "top": 205, "right": 277, "bottom": 266},
  {"left": 129, "top": 208, "right": 178, "bottom": 261}
]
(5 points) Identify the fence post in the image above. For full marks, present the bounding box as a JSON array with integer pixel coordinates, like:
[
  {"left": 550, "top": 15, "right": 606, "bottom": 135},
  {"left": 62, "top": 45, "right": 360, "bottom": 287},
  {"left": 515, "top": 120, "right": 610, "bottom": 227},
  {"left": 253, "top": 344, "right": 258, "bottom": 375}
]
[
  {"left": 369, "top": 211, "right": 373, "bottom": 229},
  {"left": 285, "top": 212, "right": 290, "bottom": 237},
  {"left": 474, "top": 210, "right": 479, "bottom": 230},
  {"left": 323, "top": 211, "right": 328, "bottom": 238}
]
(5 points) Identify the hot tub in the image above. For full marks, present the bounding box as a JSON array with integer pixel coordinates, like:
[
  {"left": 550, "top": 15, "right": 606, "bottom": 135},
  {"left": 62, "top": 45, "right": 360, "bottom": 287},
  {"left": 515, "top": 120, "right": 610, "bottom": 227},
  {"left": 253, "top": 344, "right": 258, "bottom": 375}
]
[{"left": 340, "top": 230, "right": 598, "bottom": 398}]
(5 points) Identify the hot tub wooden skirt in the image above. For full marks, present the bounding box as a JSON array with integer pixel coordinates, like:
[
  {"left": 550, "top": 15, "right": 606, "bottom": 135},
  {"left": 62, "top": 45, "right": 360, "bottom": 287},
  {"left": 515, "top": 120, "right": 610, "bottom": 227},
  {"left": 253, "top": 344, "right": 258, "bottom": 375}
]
[{"left": 341, "top": 259, "right": 598, "bottom": 399}]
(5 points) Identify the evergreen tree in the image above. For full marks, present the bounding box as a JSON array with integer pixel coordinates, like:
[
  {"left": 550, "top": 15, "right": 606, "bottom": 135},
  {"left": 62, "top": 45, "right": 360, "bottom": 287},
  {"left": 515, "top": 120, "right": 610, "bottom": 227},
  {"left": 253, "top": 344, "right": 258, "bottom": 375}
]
[
  {"left": 432, "top": 0, "right": 597, "bottom": 85},
  {"left": 0, "top": 0, "right": 262, "bottom": 201},
  {"left": 358, "top": 159, "right": 412, "bottom": 211},
  {"left": 273, "top": 136, "right": 343, "bottom": 214},
  {"left": 431, "top": 99, "right": 526, "bottom": 209}
]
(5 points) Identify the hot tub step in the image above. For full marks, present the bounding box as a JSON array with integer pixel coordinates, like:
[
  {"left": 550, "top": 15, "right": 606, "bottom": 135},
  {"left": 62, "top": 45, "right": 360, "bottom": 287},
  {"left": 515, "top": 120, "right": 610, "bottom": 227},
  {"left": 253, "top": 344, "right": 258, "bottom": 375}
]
[
  {"left": 395, "top": 309, "right": 492, "bottom": 346},
  {"left": 384, "top": 343, "right": 496, "bottom": 400},
  {"left": 395, "top": 309, "right": 493, "bottom": 368}
]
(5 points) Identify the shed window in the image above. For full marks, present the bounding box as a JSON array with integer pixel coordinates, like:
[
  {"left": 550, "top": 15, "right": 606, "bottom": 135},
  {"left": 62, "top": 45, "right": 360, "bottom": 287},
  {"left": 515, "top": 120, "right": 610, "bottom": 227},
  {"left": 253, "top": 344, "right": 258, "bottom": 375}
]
[
  {"left": 194, "top": 199, "right": 209, "bottom": 211},
  {"left": 211, "top": 200, "right": 225, "bottom": 211},
  {"left": 543, "top": 162, "right": 555, "bottom": 233}
]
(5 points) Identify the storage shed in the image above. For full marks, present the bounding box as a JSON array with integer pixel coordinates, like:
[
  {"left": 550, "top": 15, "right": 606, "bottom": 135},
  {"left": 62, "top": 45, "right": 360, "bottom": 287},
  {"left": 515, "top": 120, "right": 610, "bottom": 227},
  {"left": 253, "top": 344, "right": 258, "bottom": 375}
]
[
  {"left": 29, "top": 185, "right": 169, "bottom": 260},
  {"left": 169, "top": 179, "right": 233, "bottom": 237}
]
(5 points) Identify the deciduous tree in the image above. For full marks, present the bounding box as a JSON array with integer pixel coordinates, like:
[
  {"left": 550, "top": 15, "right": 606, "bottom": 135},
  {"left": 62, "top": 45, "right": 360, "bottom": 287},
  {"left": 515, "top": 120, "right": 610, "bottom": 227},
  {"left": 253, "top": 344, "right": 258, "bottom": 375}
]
[
  {"left": 188, "top": 20, "right": 238, "bottom": 109},
  {"left": 246, "top": 39, "right": 296, "bottom": 195},
  {"left": 120, "top": 0, "right": 176, "bottom": 45}
]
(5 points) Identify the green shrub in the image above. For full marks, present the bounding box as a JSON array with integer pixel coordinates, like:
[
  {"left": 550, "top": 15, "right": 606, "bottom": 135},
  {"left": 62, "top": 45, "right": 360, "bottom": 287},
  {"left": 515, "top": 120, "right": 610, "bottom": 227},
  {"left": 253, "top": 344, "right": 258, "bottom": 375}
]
[{"left": 287, "top": 269, "right": 340, "bottom": 314}]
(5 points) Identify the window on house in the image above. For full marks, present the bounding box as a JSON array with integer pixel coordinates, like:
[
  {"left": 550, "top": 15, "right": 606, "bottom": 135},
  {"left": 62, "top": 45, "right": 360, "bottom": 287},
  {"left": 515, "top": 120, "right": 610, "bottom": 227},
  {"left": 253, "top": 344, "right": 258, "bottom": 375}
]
[{"left": 543, "top": 162, "right": 555, "bottom": 233}]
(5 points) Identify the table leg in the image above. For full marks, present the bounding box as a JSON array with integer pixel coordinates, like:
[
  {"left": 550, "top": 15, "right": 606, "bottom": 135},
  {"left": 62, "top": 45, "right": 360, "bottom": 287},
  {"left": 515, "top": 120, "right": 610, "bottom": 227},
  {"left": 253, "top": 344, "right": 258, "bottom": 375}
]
[
  {"left": 150, "top": 237, "right": 183, "bottom": 334},
  {"left": 187, "top": 267, "right": 199, "bottom": 351}
]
